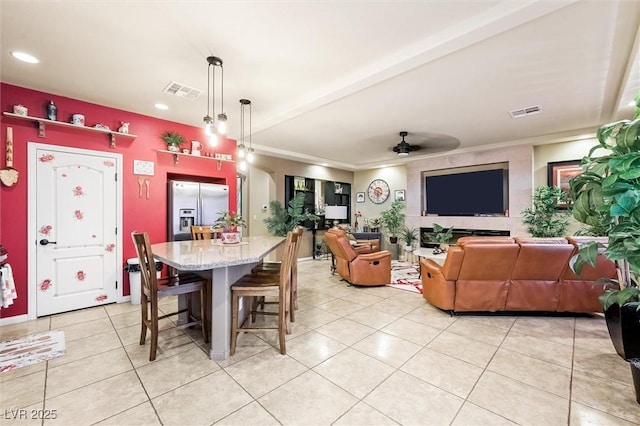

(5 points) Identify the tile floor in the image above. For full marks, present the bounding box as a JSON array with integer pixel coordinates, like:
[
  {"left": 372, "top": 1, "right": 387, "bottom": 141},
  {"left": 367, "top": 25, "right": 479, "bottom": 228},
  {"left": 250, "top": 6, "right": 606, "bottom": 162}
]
[{"left": 1, "top": 259, "right": 639, "bottom": 425}]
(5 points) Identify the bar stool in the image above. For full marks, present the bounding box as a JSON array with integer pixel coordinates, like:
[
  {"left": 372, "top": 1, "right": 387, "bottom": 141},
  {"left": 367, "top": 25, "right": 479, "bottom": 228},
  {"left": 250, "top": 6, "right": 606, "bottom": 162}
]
[
  {"left": 230, "top": 231, "right": 298, "bottom": 355},
  {"left": 132, "top": 232, "right": 209, "bottom": 361}
]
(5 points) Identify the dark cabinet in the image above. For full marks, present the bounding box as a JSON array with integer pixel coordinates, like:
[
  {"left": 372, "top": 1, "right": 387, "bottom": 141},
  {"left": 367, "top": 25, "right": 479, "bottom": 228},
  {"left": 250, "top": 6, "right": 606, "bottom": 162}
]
[
  {"left": 285, "top": 176, "right": 317, "bottom": 228},
  {"left": 324, "top": 181, "right": 351, "bottom": 225},
  {"left": 284, "top": 176, "right": 352, "bottom": 230}
]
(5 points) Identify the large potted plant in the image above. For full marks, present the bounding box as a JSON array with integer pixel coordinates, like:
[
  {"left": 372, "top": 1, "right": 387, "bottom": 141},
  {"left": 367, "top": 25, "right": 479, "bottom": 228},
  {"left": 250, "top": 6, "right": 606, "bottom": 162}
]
[
  {"left": 215, "top": 210, "right": 246, "bottom": 244},
  {"left": 400, "top": 226, "right": 418, "bottom": 252},
  {"left": 521, "top": 185, "right": 570, "bottom": 237},
  {"left": 569, "top": 91, "right": 640, "bottom": 403},
  {"left": 380, "top": 199, "right": 405, "bottom": 244},
  {"left": 264, "top": 192, "right": 319, "bottom": 237},
  {"left": 428, "top": 223, "right": 453, "bottom": 254}
]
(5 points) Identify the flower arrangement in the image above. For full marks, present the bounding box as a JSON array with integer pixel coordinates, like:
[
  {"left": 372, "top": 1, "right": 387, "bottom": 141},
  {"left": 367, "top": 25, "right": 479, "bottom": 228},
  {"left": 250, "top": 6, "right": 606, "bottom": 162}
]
[{"left": 214, "top": 210, "right": 246, "bottom": 232}]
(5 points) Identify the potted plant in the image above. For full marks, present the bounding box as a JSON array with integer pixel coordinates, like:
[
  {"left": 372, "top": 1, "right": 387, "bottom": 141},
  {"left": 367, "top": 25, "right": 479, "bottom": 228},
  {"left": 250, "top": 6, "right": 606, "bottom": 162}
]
[
  {"left": 161, "top": 131, "right": 185, "bottom": 152},
  {"left": 569, "top": 90, "right": 640, "bottom": 403},
  {"left": 400, "top": 226, "right": 418, "bottom": 252},
  {"left": 215, "top": 210, "right": 246, "bottom": 244},
  {"left": 369, "top": 218, "right": 381, "bottom": 233},
  {"left": 264, "top": 192, "right": 319, "bottom": 237},
  {"left": 521, "top": 185, "right": 571, "bottom": 237},
  {"left": 380, "top": 199, "right": 405, "bottom": 244},
  {"left": 429, "top": 223, "right": 453, "bottom": 254}
]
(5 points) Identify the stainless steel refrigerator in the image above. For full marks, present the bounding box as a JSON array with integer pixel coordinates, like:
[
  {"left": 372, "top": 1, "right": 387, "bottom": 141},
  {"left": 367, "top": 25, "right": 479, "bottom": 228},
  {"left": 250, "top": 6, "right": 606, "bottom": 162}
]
[{"left": 168, "top": 180, "right": 229, "bottom": 241}]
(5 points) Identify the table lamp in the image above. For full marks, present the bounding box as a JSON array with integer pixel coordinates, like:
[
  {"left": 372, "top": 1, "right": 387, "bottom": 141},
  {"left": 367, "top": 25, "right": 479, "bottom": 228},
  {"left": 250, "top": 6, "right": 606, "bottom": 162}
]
[{"left": 324, "top": 205, "right": 348, "bottom": 228}]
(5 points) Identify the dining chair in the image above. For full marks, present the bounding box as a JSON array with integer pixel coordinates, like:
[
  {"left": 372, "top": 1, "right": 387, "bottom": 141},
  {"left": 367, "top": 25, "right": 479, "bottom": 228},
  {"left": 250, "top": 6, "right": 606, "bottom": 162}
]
[
  {"left": 230, "top": 230, "right": 298, "bottom": 355},
  {"left": 250, "top": 226, "right": 304, "bottom": 321},
  {"left": 191, "top": 225, "right": 221, "bottom": 240},
  {"left": 132, "top": 231, "right": 209, "bottom": 361}
]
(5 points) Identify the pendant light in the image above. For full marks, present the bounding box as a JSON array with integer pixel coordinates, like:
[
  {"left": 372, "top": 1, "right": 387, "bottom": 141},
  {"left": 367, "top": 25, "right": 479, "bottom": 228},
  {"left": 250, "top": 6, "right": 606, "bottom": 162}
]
[
  {"left": 238, "top": 98, "right": 255, "bottom": 171},
  {"left": 203, "top": 55, "right": 226, "bottom": 147}
]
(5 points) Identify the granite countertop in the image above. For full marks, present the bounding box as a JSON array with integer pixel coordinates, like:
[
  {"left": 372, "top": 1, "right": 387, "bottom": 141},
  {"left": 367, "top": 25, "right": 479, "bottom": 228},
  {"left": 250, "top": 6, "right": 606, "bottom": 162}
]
[{"left": 151, "top": 236, "right": 285, "bottom": 271}]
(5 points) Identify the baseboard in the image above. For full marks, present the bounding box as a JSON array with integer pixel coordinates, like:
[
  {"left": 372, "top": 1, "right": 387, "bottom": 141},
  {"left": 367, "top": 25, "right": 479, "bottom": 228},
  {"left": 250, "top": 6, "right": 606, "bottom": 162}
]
[{"left": 0, "top": 313, "right": 29, "bottom": 326}]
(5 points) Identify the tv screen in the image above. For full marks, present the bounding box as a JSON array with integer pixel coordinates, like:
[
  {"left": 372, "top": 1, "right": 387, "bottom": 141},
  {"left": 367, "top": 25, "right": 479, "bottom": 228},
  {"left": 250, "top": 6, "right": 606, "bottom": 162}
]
[{"left": 425, "top": 169, "right": 506, "bottom": 216}]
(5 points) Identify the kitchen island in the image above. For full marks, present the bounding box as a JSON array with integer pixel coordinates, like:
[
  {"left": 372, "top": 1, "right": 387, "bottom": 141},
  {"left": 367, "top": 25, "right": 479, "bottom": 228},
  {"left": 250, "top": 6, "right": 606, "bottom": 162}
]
[{"left": 151, "top": 235, "right": 285, "bottom": 360}]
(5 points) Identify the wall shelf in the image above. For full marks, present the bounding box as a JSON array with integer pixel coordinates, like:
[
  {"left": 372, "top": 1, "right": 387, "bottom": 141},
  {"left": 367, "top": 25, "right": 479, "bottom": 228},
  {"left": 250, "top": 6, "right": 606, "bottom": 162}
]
[
  {"left": 3, "top": 112, "right": 136, "bottom": 148},
  {"left": 158, "top": 149, "right": 235, "bottom": 170}
]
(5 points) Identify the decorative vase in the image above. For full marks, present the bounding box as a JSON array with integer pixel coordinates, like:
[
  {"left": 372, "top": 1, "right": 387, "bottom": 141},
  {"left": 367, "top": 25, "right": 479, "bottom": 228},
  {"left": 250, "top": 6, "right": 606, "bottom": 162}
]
[
  {"left": 46, "top": 100, "right": 57, "bottom": 121},
  {"left": 629, "top": 358, "right": 640, "bottom": 404},
  {"left": 604, "top": 303, "right": 640, "bottom": 360},
  {"left": 631, "top": 360, "right": 640, "bottom": 404},
  {"left": 221, "top": 232, "right": 241, "bottom": 244}
]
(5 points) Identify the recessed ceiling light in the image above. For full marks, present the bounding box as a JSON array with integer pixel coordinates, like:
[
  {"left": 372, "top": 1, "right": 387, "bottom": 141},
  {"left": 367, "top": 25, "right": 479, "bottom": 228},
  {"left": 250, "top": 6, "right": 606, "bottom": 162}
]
[
  {"left": 10, "top": 51, "right": 39, "bottom": 64},
  {"left": 154, "top": 103, "right": 169, "bottom": 110}
]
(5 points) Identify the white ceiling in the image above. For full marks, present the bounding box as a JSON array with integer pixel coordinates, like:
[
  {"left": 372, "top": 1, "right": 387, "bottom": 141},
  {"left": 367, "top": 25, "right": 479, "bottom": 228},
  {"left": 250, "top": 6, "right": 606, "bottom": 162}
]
[{"left": 2, "top": 0, "right": 639, "bottom": 170}]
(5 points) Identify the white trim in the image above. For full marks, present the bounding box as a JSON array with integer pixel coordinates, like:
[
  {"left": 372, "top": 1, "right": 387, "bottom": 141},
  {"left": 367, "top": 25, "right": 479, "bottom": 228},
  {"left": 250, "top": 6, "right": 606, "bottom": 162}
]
[
  {"left": 27, "top": 143, "right": 124, "bottom": 319},
  {"left": 0, "top": 314, "right": 29, "bottom": 326}
]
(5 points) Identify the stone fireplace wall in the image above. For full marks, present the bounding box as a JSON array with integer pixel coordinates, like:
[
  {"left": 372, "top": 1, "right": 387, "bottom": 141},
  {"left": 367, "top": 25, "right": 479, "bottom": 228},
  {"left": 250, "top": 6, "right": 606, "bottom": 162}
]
[{"left": 406, "top": 144, "right": 532, "bottom": 237}]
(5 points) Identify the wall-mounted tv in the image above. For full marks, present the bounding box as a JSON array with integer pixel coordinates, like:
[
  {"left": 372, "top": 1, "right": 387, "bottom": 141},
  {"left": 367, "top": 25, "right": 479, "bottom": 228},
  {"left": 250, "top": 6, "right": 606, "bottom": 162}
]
[{"left": 425, "top": 167, "right": 508, "bottom": 216}]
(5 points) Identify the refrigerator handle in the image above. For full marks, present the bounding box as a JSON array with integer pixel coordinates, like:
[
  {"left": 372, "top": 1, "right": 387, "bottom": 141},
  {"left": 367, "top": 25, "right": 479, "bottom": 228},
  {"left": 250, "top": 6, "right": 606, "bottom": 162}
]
[{"left": 197, "top": 190, "right": 202, "bottom": 226}]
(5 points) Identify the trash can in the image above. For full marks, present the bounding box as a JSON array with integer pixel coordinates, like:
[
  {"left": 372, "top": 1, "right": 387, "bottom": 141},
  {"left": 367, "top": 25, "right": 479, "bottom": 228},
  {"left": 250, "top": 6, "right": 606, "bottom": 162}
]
[{"left": 126, "top": 258, "right": 163, "bottom": 305}]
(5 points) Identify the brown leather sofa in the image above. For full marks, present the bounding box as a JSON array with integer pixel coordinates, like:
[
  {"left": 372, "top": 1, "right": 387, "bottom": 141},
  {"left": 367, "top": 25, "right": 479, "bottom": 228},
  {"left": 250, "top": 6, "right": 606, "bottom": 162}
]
[
  {"left": 420, "top": 236, "right": 617, "bottom": 313},
  {"left": 324, "top": 228, "right": 391, "bottom": 286}
]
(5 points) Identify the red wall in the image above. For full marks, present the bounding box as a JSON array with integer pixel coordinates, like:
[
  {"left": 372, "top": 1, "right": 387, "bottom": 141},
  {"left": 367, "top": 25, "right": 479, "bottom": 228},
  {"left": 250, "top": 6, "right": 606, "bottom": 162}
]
[{"left": 0, "top": 83, "right": 238, "bottom": 318}]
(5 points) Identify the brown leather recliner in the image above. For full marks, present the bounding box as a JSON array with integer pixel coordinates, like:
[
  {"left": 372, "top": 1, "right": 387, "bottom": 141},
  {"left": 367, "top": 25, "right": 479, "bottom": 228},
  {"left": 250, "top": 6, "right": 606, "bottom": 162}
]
[
  {"left": 420, "top": 236, "right": 616, "bottom": 313},
  {"left": 422, "top": 237, "right": 519, "bottom": 311},
  {"left": 324, "top": 228, "right": 391, "bottom": 286},
  {"left": 559, "top": 236, "right": 618, "bottom": 312}
]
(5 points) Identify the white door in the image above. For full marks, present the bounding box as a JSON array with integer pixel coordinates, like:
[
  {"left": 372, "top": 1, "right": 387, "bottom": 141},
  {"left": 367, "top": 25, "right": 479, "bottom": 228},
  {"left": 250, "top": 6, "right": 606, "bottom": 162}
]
[{"left": 31, "top": 144, "right": 121, "bottom": 316}]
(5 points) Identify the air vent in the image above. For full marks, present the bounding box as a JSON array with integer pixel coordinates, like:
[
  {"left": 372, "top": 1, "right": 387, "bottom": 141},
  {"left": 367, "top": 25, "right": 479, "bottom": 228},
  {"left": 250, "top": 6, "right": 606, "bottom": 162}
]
[
  {"left": 509, "top": 105, "right": 541, "bottom": 118},
  {"left": 163, "top": 82, "right": 202, "bottom": 100}
]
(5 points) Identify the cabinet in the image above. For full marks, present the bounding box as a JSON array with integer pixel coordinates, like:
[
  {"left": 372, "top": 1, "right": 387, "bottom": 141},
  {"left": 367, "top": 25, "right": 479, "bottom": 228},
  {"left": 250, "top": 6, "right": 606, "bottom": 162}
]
[
  {"left": 324, "top": 180, "right": 351, "bottom": 225},
  {"left": 284, "top": 176, "right": 317, "bottom": 229}
]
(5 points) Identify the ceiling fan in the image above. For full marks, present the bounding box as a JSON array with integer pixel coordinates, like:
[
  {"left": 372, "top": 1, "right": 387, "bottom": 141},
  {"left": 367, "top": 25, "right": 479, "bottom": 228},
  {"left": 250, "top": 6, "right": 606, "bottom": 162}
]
[{"left": 392, "top": 131, "right": 420, "bottom": 156}]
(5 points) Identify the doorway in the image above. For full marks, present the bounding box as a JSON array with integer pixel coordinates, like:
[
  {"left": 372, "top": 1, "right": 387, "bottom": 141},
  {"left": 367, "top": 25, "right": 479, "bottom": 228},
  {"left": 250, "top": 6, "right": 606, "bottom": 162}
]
[{"left": 28, "top": 143, "right": 123, "bottom": 318}]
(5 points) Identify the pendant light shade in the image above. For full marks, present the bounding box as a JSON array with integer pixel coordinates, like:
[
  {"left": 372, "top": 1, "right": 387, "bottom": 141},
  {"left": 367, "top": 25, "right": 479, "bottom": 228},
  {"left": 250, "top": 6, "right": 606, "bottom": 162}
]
[
  {"left": 203, "top": 55, "right": 226, "bottom": 145},
  {"left": 238, "top": 98, "right": 255, "bottom": 170}
]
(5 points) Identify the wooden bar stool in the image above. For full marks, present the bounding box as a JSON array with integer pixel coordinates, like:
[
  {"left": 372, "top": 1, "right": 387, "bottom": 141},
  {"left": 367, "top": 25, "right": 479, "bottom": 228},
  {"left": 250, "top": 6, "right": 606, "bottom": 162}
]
[
  {"left": 250, "top": 226, "right": 304, "bottom": 321},
  {"left": 230, "top": 231, "right": 298, "bottom": 355},
  {"left": 191, "top": 225, "right": 221, "bottom": 240},
  {"left": 132, "top": 232, "right": 209, "bottom": 361}
]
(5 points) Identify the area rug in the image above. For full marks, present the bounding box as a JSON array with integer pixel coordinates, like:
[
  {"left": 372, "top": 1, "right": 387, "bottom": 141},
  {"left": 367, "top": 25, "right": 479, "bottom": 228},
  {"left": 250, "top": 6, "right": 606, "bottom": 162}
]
[
  {"left": 389, "top": 260, "right": 422, "bottom": 294},
  {"left": 0, "top": 330, "right": 65, "bottom": 373}
]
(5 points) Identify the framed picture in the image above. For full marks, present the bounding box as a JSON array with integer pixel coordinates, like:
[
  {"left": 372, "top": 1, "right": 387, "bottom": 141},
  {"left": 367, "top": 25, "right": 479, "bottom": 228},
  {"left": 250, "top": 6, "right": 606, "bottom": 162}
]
[
  {"left": 394, "top": 189, "right": 405, "bottom": 201},
  {"left": 356, "top": 192, "right": 365, "bottom": 203},
  {"left": 547, "top": 159, "right": 582, "bottom": 208}
]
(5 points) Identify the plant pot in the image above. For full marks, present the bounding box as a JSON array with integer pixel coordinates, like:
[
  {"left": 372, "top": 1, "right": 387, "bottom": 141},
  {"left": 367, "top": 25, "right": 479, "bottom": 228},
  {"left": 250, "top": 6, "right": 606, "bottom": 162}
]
[
  {"left": 405, "top": 245, "right": 413, "bottom": 252},
  {"left": 221, "top": 232, "right": 241, "bottom": 244},
  {"left": 604, "top": 303, "right": 640, "bottom": 360},
  {"left": 631, "top": 359, "right": 640, "bottom": 404},
  {"left": 167, "top": 144, "right": 180, "bottom": 152},
  {"left": 389, "top": 236, "right": 398, "bottom": 244}
]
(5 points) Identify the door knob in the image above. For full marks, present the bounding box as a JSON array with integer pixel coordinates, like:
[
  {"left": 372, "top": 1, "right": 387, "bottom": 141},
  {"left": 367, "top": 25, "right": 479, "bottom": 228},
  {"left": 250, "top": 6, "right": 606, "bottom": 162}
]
[{"left": 39, "top": 239, "right": 57, "bottom": 246}]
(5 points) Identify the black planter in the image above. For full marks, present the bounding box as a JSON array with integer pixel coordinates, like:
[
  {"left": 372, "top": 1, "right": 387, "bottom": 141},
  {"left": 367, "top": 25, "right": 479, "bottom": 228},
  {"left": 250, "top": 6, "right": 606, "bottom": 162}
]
[
  {"left": 631, "top": 359, "right": 640, "bottom": 404},
  {"left": 389, "top": 236, "right": 398, "bottom": 244},
  {"left": 604, "top": 303, "right": 640, "bottom": 360}
]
